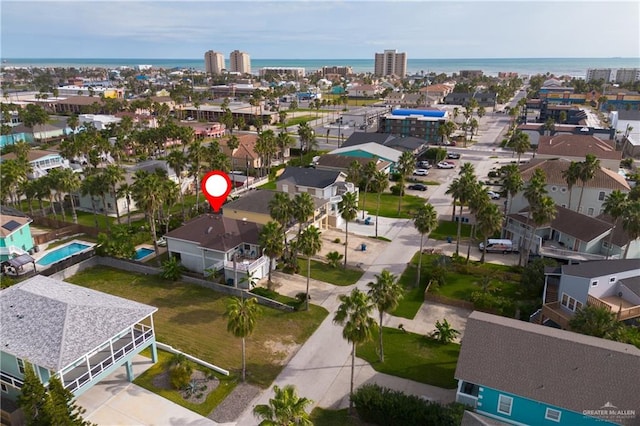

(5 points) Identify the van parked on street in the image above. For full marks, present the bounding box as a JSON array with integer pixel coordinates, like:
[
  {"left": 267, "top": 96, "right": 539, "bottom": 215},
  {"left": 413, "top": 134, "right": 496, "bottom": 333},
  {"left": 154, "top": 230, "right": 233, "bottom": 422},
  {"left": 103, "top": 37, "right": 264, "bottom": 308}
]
[{"left": 478, "top": 239, "right": 515, "bottom": 253}]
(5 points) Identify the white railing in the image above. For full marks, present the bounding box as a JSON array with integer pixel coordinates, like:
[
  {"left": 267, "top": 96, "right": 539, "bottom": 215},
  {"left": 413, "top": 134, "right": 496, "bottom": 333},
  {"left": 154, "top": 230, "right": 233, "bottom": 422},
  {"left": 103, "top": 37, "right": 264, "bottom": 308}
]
[
  {"left": 224, "top": 256, "right": 267, "bottom": 272},
  {"left": 456, "top": 392, "right": 478, "bottom": 408},
  {"left": 0, "top": 245, "right": 28, "bottom": 256},
  {"left": 63, "top": 325, "right": 154, "bottom": 393},
  {"left": 1, "top": 371, "right": 24, "bottom": 389},
  {"left": 539, "top": 246, "right": 609, "bottom": 261}
]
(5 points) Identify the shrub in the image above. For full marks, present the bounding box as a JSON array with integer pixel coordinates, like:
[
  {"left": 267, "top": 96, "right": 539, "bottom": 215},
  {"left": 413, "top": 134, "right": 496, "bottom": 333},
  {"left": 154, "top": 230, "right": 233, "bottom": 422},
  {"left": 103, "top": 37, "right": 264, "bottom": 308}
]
[
  {"left": 351, "top": 384, "right": 466, "bottom": 426},
  {"left": 169, "top": 356, "right": 193, "bottom": 390},
  {"left": 333, "top": 238, "right": 341, "bottom": 244},
  {"left": 326, "top": 251, "right": 343, "bottom": 268},
  {"left": 161, "top": 256, "right": 185, "bottom": 281},
  {"left": 250, "top": 287, "right": 280, "bottom": 300},
  {"left": 390, "top": 184, "right": 405, "bottom": 196}
]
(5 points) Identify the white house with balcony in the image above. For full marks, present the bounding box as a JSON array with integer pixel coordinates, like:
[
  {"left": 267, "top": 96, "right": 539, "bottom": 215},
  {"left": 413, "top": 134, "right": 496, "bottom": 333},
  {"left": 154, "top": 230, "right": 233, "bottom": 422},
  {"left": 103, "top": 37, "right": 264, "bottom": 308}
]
[
  {"left": 537, "top": 259, "right": 640, "bottom": 329},
  {"left": 0, "top": 149, "right": 71, "bottom": 179},
  {"left": 276, "top": 167, "right": 359, "bottom": 228},
  {"left": 509, "top": 159, "right": 630, "bottom": 217},
  {"left": 0, "top": 275, "right": 157, "bottom": 424},
  {"left": 164, "top": 214, "right": 270, "bottom": 287}
]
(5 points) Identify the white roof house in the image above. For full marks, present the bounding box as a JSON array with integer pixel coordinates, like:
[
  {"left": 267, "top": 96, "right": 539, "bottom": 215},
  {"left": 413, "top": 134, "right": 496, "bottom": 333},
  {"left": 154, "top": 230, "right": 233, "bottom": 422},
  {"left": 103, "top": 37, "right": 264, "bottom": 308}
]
[{"left": 329, "top": 142, "right": 403, "bottom": 165}]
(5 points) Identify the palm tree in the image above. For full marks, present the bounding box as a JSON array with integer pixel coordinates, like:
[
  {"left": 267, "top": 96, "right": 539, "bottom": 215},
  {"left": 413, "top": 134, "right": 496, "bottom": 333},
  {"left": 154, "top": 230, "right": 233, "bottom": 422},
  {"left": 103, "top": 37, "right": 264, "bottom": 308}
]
[
  {"left": 269, "top": 192, "right": 292, "bottom": 252},
  {"left": 297, "top": 122, "right": 316, "bottom": 158},
  {"left": 333, "top": 288, "right": 377, "bottom": 414},
  {"left": 292, "top": 192, "right": 315, "bottom": 238},
  {"left": 446, "top": 170, "right": 477, "bottom": 255},
  {"left": 253, "top": 385, "right": 313, "bottom": 426},
  {"left": 413, "top": 204, "right": 438, "bottom": 285},
  {"left": 501, "top": 164, "right": 524, "bottom": 216},
  {"left": 622, "top": 200, "right": 640, "bottom": 259},
  {"left": 367, "top": 270, "right": 403, "bottom": 362},
  {"left": 298, "top": 225, "right": 322, "bottom": 310},
  {"left": 58, "top": 168, "right": 81, "bottom": 224},
  {"left": 359, "top": 160, "right": 378, "bottom": 219},
  {"left": 431, "top": 319, "right": 460, "bottom": 344},
  {"left": 132, "top": 170, "right": 163, "bottom": 255},
  {"left": 395, "top": 151, "right": 415, "bottom": 214},
  {"left": 520, "top": 168, "right": 547, "bottom": 265},
  {"left": 568, "top": 305, "right": 620, "bottom": 338},
  {"left": 166, "top": 150, "right": 188, "bottom": 219},
  {"left": 576, "top": 154, "right": 600, "bottom": 213},
  {"left": 103, "top": 164, "right": 124, "bottom": 225},
  {"left": 603, "top": 190, "right": 628, "bottom": 259},
  {"left": 80, "top": 174, "right": 101, "bottom": 228},
  {"left": 510, "top": 130, "right": 530, "bottom": 163},
  {"left": 338, "top": 191, "right": 359, "bottom": 268},
  {"left": 276, "top": 131, "right": 294, "bottom": 161},
  {"left": 561, "top": 161, "right": 581, "bottom": 210},
  {"left": 225, "top": 297, "right": 260, "bottom": 382},
  {"left": 117, "top": 183, "right": 133, "bottom": 226},
  {"left": 259, "top": 221, "right": 284, "bottom": 286},
  {"left": 525, "top": 195, "right": 557, "bottom": 264},
  {"left": 372, "top": 170, "right": 389, "bottom": 238},
  {"left": 476, "top": 202, "right": 504, "bottom": 263},
  {"left": 188, "top": 139, "right": 206, "bottom": 210}
]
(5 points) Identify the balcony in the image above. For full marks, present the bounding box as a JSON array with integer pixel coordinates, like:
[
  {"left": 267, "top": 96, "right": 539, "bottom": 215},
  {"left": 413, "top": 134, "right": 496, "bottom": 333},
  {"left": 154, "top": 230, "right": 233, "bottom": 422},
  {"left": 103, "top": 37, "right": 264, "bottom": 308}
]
[
  {"left": 0, "top": 371, "right": 23, "bottom": 390},
  {"left": 224, "top": 255, "right": 268, "bottom": 273},
  {"left": 540, "top": 301, "right": 573, "bottom": 329},
  {"left": 60, "top": 322, "right": 154, "bottom": 394},
  {"left": 588, "top": 295, "right": 640, "bottom": 321}
]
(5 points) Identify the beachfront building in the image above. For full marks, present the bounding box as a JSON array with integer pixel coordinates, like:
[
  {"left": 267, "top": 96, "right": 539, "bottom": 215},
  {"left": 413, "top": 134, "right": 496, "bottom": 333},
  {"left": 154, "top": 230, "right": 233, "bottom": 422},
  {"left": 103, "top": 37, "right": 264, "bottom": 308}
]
[
  {"left": 374, "top": 50, "right": 407, "bottom": 78},
  {"left": 0, "top": 275, "right": 158, "bottom": 423},
  {"left": 259, "top": 67, "right": 305, "bottom": 80},
  {"left": 205, "top": 50, "right": 225, "bottom": 75},
  {"left": 319, "top": 66, "right": 353, "bottom": 79},
  {"left": 615, "top": 68, "right": 640, "bottom": 84},
  {"left": 586, "top": 68, "right": 612, "bottom": 83},
  {"left": 229, "top": 50, "right": 251, "bottom": 74}
]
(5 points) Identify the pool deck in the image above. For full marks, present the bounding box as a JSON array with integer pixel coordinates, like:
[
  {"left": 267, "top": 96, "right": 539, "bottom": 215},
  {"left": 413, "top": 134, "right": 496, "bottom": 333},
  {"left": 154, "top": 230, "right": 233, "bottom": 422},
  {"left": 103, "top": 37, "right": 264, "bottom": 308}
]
[{"left": 33, "top": 239, "right": 96, "bottom": 271}]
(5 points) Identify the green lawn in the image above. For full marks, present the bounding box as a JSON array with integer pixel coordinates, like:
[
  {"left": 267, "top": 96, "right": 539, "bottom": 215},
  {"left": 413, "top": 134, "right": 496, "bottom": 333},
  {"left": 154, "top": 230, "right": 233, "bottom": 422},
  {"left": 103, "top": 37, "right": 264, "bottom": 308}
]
[
  {"left": 361, "top": 192, "right": 427, "bottom": 219},
  {"left": 436, "top": 271, "right": 522, "bottom": 301},
  {"left": 258, "top": 181, "right": 277, "bottom": 190},
  {"left": 392, "top": 252, "right": 434, "bottom": 319},
  {"left": 65, "top": 266, "right": 328, "bottom": 389},
  {"left": 279, "top": 115, "right": 316, "bottom": 128},
  {"left": 310, "top": 408, "right": 361, "bottom": 426},
  {"left": 358, "top": 327, "right": 460, "bottom": 389},
  {"left": 429, "top": 220, "right": 472, "bottom": 241},
  {"left": 134, "top": 348, "right": 236, "bottom": 416},
  {"left": 296, "top": 258, "right": 364, "bottom": 286}
]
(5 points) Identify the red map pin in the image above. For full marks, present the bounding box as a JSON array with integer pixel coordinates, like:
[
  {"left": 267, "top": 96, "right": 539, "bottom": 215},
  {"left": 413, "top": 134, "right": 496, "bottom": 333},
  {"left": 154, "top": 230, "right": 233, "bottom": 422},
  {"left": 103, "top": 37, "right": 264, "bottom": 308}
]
[{"left": 201, "top": 170, "right": 232, "bottom": 212}]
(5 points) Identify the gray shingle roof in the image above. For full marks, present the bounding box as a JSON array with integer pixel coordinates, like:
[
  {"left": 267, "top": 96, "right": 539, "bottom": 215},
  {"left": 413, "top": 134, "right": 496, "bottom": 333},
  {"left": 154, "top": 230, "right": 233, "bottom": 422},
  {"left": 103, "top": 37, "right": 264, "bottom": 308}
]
[
  {"left": 455, "top": 312, "right": 640, "bottom": 420},
  {"left": 222, "top": 190, "right": 326, "bottom": 216},
  {"left": 165, "top": 214, "right": 262, "bottom": 252},
  {"left": 561, "top": 259, "right": 640, "bottom": 279},
  {"left": 277, "top": 167, "right": 342, "bottom": 189},
  {"left": 0, "top": 275, "right": 157, "bottom": 371},
  {"left": 340, "top": 132, "right": 396, "bottom": 148}
]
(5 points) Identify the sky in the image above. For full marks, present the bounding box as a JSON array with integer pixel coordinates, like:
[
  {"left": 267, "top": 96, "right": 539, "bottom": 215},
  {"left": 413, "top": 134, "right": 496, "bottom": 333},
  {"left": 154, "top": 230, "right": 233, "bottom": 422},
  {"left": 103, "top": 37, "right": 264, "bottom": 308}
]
[{"left": 1, "top": 0, "right": 639, "bottom": 59}]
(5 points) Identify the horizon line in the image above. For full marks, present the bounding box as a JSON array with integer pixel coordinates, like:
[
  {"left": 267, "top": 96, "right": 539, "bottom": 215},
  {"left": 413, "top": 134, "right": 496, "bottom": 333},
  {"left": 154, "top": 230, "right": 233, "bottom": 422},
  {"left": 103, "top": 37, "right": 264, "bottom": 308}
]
[{"left": 3, "top": 56, "right": 639, "bottom": 61}]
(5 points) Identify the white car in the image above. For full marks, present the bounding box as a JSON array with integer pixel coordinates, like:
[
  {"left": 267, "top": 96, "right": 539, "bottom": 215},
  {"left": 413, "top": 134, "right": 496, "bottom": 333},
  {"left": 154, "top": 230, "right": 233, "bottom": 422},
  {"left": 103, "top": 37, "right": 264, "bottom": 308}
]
[
  {"left": 413, "top": 169, "right": 429, "bottom": 176},
  {"left": 487, "top": 190, "right": 501, "bottom": 200},
  {"left": 437, "top": 161, "right": 455, "bottom": 169}
]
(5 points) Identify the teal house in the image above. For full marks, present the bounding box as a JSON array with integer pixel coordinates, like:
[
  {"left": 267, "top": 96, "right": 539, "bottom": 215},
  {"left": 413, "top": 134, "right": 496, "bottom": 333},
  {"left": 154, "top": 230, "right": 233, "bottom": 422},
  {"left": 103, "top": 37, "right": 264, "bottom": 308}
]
[
  {"left": 0, "top": 206, "right": 34, "bottom": 262},
  {"left": 455, "top": 312, "right": 640, "bottom": 425},
  {"left": 0, "top": 276, "right": 158, "bottom": 423},
  {"left": 329, "top": 142, "right": 402, "bottom": 170}
]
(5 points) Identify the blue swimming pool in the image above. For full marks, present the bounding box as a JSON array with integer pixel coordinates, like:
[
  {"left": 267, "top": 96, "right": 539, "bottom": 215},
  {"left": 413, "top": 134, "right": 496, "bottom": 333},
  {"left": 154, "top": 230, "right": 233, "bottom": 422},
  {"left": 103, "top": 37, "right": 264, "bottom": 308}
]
[
  {"left": 37, "top": 243, "right": 91, "bottom": 266},
  {"left": 134, "top": 248, "right": 154, "bottom": 261}
]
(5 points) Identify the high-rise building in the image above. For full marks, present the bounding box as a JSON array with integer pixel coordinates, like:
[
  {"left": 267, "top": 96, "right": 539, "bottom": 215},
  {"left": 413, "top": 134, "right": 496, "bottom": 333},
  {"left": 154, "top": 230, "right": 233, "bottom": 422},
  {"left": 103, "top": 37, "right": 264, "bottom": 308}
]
[
  {"left": 229, "top": 50, "right": 251, "bottom": 74},
  {"left": 204, "top": 50, "right": 225, "bottom": 75},
  {"left": 615, "top": 68, "right": 640, "bottom": 84},
  {"left": 374, "top": 49, "right": 407, "bottom": 77},
  {"left": 586, "top": 68, "right": 612, "bottom": 83}
]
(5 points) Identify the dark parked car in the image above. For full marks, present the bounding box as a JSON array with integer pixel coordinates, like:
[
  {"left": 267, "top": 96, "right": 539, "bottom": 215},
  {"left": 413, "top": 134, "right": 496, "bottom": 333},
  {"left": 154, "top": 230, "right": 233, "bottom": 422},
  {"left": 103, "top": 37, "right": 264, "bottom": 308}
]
[{"left": 407, "top": 184, "right": 427, "bottom": 191}]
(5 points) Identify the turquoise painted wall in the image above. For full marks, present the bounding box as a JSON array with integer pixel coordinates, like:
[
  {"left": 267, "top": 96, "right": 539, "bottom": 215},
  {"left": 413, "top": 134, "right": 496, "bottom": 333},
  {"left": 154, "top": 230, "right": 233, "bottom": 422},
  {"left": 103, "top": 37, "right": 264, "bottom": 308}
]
[
  {"left": 0, "top": 223, "right": 34, "bottom": 261},
  {"left": 478, "top": 387, "right": 618, "bottom": 426}
]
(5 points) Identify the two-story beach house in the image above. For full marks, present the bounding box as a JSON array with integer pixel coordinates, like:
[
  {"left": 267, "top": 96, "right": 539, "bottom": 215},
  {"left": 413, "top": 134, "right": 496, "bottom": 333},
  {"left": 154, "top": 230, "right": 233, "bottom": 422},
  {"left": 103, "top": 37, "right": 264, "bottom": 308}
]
[
  {"left": 164, "top": 214, "right": 270, "bottom": 287},
  {"left": 456, "top": 311, "right": 640, "bottom": 426},
  {"left": 276, "top": 167, "right": 359, "bottom": 228},
  {"left": 0, "top": 149, "right": 71, "bottom": 180},
  {"left": 0, "top": 275, "right": 157, "bottom": 424},
  {"left": 0, "top": 206, "right": 34, "bottom": 262},
  {"left": 537, "top": 259, "right": 640, "bottom": 329}
]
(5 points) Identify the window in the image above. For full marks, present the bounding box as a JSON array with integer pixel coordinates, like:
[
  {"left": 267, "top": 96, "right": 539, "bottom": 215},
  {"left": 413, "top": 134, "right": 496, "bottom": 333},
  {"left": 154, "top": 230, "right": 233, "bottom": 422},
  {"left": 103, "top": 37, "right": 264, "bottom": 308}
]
[
  {"left": 562, "top": 294, "right": 568, "bottom": 305},
  {"left": 551, "top": 186, "right": 557, "bottom": 192},
  {"left": 1, "top": 383, "right": 7, "bottom": 393},
  {"left": 598, "top": 191, "right": 605, "bottom": 201},
  {"left": 460, "top": 381, "right": 479, "bottom": 397},
  {"left": 545, "top": 408, "right": 562, "bottom": 422},
  {"left": 587, "top": 208, "right": 594, "bottom": 216},
  {"left": 591, "top": 280, "right": 598, "bottom": 287},
  {"left": 497, "top": 395, "right": 513, "bottom": 415},
  {"left": 576, "top": 301, "right": 583, "bottom": 311},
  {"left": 560, "top": 187, "right": 567, "bottom": 193},
  {"left": 610, "top": 277, "right": 616, "bottom": 283},
  {"left": 16, "top": 358, "right": 25, "bottom": 374},
  {"left": 561, "top": 293, "right": 581, "bottom": 312}
]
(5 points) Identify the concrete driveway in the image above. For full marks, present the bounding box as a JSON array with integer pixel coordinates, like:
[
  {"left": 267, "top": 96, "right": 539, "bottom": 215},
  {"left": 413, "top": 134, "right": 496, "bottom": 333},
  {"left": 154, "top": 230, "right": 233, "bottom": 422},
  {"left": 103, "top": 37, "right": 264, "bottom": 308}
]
[{"left": 77, "top": 355, "right": 227, "bottom": 426}]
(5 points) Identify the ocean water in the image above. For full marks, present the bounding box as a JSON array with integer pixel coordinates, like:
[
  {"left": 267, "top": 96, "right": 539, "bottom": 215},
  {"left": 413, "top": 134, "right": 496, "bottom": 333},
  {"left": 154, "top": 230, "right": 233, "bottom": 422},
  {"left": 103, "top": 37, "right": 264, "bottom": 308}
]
[{"left": 3, "top": 57, "right": 640, "bottom": 78}]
